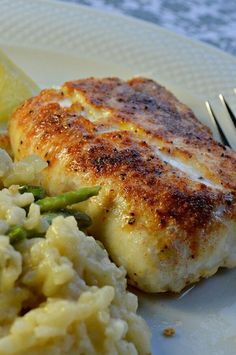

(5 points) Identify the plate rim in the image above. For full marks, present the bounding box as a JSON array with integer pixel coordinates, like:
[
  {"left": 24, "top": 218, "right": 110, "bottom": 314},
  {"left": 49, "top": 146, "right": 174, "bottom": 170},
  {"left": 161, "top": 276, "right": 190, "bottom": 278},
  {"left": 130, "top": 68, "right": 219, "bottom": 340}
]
[
  {"left": 37, "top": 0, "right": 236, "bottom": 64},
  {"left": 1, "top": 1, "right": 236, "bottom": 354},
  {"left": 1, "top": 0, "right": 236, "bottom": 103}
]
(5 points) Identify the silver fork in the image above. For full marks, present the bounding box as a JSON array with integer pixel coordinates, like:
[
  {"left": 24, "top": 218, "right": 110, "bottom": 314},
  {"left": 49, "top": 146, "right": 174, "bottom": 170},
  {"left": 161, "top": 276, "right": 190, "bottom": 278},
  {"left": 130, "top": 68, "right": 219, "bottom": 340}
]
[{"left": 205, "top": 91, "right": 236, "bottom": 149}]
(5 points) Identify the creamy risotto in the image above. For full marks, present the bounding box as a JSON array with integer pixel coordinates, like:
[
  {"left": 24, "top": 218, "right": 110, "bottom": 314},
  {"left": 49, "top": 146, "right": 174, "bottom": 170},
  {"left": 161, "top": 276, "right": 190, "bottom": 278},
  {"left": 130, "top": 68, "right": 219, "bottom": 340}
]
[{"left": 0, "top": 149, "right": 151, "bottom": 354}]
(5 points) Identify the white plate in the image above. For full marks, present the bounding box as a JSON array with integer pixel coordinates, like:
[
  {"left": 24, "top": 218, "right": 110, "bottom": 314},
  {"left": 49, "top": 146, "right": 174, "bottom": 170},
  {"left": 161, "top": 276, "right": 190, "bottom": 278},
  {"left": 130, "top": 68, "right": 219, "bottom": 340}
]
[{"left": 1, "top": 1, "right": 236, "bottom": 354}]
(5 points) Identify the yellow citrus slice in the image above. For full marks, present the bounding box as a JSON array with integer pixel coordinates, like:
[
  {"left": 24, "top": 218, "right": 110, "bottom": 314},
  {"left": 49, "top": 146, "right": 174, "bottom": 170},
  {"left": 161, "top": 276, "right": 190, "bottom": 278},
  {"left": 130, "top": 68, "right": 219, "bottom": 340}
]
[{"left": 0, "top": 48, "right": 39, "bottom": 122}]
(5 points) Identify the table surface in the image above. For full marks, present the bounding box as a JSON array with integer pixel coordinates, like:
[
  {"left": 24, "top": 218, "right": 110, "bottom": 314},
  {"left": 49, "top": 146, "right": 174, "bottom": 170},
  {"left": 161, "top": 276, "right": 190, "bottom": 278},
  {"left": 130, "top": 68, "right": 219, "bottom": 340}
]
[{"left": 61, "top": 0, "right": 236, "bottom": 56}]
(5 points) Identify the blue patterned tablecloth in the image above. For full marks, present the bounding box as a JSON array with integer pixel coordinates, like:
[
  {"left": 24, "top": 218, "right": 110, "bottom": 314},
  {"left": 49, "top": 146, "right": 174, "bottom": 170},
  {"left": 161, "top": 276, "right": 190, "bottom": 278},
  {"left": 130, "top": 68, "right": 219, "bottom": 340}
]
[{"left": 61, "top": 0, "right": 236, "bottom": 56}]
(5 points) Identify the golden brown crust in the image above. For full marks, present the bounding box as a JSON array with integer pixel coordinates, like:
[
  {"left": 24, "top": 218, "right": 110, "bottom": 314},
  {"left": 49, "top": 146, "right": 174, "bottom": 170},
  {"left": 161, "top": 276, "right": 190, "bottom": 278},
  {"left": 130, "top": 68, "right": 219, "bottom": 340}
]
[
  {"left": 10, "top": 78, "right": 236, "bottom": 260},
  {"left": 65, "top": 77, "right": 236, "bottom": 190},
  {"left": 0, "top": 131, "right": 12, "bottom": 156}
]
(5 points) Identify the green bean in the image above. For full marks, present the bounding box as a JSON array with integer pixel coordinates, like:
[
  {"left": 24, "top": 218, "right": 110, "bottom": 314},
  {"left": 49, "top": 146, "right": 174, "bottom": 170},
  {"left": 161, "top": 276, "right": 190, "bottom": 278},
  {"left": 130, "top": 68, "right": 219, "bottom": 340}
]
[
  {"left": 19, "top": 185, "right": 46, "bottom": 200},
  {"left": 36, "top": 186, "right": 100, "bottom": 212}
]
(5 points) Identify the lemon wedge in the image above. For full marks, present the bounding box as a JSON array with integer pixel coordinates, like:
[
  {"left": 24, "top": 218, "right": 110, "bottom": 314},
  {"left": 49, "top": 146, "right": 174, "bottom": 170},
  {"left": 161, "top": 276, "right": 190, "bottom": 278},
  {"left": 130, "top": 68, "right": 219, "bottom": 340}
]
[{"left": 0, "top": 48, "right": 39, "bottom": 123}]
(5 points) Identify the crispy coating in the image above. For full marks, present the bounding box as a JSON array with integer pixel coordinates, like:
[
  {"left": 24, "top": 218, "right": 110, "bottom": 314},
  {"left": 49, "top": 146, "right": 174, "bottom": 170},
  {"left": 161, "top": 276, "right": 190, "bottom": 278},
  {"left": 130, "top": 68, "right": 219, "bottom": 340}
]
[
  {"left": 0, "top": 131, "right": 12, "bottom": 156},
  {"left": 9, "top": 77, "right": 236, "bottom": 292}
]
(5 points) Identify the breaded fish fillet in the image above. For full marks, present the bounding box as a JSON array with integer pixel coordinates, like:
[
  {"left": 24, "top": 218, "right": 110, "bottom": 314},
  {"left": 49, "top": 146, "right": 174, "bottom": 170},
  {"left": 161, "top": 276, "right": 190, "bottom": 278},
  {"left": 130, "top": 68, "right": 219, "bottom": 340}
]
[{"left": 9, "top": 77, "right": 236, "bottom": 293}]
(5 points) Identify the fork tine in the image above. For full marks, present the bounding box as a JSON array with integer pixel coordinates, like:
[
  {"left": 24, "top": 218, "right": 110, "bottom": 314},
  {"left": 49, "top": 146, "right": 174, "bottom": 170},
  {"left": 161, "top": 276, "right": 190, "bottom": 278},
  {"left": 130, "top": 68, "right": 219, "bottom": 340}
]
[
  {"left": 205, "top": 101, "right": 231, "bottom": 148},
  {"left": 219, "top": 94, "right": 236, "bottom": 128}
]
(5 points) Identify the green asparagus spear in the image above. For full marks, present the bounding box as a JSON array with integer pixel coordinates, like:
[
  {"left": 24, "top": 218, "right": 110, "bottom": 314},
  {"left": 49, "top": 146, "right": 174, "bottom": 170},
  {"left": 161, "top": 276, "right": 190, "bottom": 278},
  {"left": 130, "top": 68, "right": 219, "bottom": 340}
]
[
  {"left": 36, "top": 186, "right": 100, "bottom": 213},
  {"left": 42, "top": 212, "right": 64, "bottom": 225},
  {"left": 19, "top": 185, "right": 46, "bottom": 200},
  {"left": 42, "top": 210, "right": 92, "bottom": 229},
  {"left": 8, "top": 186, "right": 99, "bottom": 245},
  {"left": 8, "top": 225, "right": 44, "bottom": 244},
  {"left": 8, "top": 210, "right": 92, "bottom": 245},
  {"left": 8, "top": 225, "right": 28, "bottom": 244},
  {"left": 72, "top": 211, "right": 92, "bottom": 229}
]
